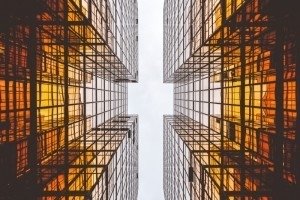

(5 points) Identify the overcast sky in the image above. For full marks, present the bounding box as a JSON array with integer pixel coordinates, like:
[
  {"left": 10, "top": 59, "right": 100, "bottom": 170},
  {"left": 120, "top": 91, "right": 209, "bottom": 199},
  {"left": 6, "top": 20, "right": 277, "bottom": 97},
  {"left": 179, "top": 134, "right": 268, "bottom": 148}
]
[{"left": 128, "top": 0, "right": 173, "bottom": 199}]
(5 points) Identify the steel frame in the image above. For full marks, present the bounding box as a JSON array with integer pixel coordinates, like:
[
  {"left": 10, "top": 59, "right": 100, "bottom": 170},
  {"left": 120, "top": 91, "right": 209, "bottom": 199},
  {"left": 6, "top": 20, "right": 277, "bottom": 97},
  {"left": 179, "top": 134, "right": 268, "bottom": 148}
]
[
  {"left": 0, "top": 0, "right": 139, "bottom": 199},
  {"left": 163, "top": 0, "right": 299, "bottom": 199}
]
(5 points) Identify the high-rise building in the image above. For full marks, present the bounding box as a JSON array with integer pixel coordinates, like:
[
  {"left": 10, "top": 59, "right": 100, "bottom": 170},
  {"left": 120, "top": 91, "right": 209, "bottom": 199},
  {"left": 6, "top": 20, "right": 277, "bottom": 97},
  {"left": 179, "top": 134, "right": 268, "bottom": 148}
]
[
  {"left": 163, "top": 0, "right": 299, "bottom": 199},
  {"left": 0, "top": 0, "right": 139, "bottom": 199}
]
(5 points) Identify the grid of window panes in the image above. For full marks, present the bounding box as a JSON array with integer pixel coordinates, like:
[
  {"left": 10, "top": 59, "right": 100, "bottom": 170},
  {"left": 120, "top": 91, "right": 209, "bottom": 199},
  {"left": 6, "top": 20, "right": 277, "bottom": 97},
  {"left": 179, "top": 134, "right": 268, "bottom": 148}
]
[
  {"left": 0, "top": 0, "right": 138, "bottom": 199},
  {"left": 40, "top": 115, "right": 138, "bottom": 200},
  {"left": 163, "top": 0, "right": 299, "bottom": 199}
]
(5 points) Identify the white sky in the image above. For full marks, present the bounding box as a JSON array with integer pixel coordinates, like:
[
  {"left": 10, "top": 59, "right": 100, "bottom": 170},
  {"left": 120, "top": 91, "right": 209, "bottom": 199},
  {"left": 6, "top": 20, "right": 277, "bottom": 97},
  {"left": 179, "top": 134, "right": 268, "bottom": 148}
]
[{"left": 129, "top": 0, "right": 173, "bottom": 199}]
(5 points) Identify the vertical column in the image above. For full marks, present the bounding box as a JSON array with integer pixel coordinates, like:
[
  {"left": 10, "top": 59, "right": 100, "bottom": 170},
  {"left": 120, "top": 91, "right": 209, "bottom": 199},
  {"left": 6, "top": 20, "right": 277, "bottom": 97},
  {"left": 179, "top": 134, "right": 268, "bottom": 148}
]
[
  {"left": 83, "top": 21, "right": 87, "bottom": 195},
  {"left": 295, "top": 6, "right": 300, "bottom": 194},
  {"left": 219, "top": 0, "right": 226, "bottom": 198},
  {"left": 28, "top": 3, "right": 38, "bottom": 198},
  {"left": 273, "top": 4, "right": 284, "bottom": 199},
  {"left": 63, "top": 0, "right": 70, "bottom": 196},
  {"left": 239, "top": 6, "right": 246, "bottom": 197}
]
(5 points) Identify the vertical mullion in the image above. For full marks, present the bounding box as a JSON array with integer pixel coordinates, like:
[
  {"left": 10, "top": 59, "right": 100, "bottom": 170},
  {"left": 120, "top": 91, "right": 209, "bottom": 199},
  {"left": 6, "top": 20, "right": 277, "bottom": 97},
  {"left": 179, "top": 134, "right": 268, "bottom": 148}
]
[
  {"left": 28, "top": 8, "right": 38, "bottom": 199},
  {"left": 63, "top": 0, "right": 69, "bottom": 197}
]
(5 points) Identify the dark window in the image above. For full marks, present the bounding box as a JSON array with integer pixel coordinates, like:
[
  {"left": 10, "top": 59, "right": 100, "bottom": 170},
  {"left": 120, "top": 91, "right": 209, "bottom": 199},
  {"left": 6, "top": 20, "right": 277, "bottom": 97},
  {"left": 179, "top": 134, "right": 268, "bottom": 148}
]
[
  {"left": 227, "top": 122, "right": 236, "bottom": 141},
  {"left": 188, "top": 167, "right": 193, "bottom": 182}
]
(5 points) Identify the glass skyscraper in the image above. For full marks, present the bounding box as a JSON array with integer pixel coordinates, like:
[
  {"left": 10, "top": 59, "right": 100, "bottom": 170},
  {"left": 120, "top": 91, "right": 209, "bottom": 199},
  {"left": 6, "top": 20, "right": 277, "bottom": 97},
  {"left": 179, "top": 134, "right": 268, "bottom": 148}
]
[
  {"left": 163, "top": 0, "right": 299, "bottom": 199},
  {"left": 0, "top": 0, "right": 139, "bottom": 199}
]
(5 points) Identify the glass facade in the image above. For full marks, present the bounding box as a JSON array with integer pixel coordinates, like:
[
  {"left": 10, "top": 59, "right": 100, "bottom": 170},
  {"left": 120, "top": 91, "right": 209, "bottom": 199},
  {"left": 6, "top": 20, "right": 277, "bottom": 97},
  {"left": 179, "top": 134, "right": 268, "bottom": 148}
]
[
  {"left": 0, "top": 0, "right": 138, "bottom": 199},
  {"left": 164, "top": 0, "right": 299, "bottom": 199}
]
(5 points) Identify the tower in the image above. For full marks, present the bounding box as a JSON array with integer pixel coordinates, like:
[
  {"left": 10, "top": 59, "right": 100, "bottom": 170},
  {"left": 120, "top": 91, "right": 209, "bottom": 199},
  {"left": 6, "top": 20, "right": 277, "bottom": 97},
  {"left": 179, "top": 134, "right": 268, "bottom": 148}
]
[
  {"left": 0, "top": 0, "right": 139, "bottom": 199},
  {"left": 163, "top": 0, "right": 299, "bottom": 199}
]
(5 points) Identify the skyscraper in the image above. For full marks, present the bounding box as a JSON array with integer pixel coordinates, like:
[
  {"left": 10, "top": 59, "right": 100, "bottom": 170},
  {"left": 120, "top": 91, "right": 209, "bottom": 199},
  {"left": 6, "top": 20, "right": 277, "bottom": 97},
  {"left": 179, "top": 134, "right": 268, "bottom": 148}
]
[
  {"left": 163, "top": 0, "right": 299, "bottom": 199},
  {"left": 0, "top": 0, "right": 139, "bottom": 199}
]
